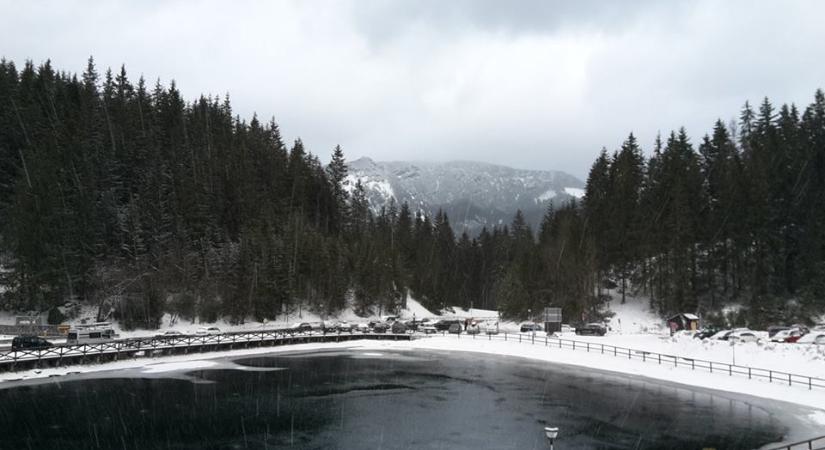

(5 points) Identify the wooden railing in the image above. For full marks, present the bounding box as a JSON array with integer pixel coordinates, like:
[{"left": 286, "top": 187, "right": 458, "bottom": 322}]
[
  {"left": 0, "top": 329, "right": 412, "bottom": 370},
  {"left": 436, "top": 330, "right": 825, "bottom": 391},
  {"left": 765, "top": 435, "right": 825, "bottom": 450}
]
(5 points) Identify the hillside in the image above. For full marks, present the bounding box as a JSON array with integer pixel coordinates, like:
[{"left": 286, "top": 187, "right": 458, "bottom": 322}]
[{"left": 345, "top": 157, "right": 585, "bottom": 234}]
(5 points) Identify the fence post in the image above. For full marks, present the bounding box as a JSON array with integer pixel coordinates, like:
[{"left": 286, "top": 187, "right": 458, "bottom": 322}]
[
  {"left": 658, "top": 354, "right": 661, "bottom": 365},
  {"left": 729, "top": 365, "right": 732, "bottom": 376},
  {"left": 601, "top": 344, "right": 604, "bottom": 354},
  {"left": 710, "top": 362, "right": 713, "bottom": 373},
  {"left": 769, "top": 371, "right": 772, "bottom": 383},
  {"left": 586, "top": 343, "right": 589, "bottom": 352},
  {"left": 789, "top": 374, "right": 792, "bottom": 386},
  {"left": 748, "top": 368, "right": 751, "bottom": 379},
  {"left": 643, "top": 353, "right": 645, "bottom": 362}
]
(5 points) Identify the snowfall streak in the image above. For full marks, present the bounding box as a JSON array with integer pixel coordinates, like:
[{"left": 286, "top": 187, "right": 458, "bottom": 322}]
[{"left": 0, "top": 330, "right": 414, "bottom": 372}]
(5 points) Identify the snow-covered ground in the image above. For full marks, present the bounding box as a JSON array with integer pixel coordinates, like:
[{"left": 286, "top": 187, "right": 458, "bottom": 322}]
[{"left": 3, "top": 293, "right": 825, "bottom": 415}]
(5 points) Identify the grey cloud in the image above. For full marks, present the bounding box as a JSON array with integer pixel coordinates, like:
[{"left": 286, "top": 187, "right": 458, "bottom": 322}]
[
  {"left": 1, "top": 0, "right": 824, "bottom": 179},
  {"left": 349, "top": 0, "right": 661, "bottom": 42}
]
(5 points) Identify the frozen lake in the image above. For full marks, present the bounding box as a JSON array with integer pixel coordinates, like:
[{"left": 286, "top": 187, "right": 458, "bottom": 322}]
[{"left": 0, "top": 348, "right": 819, "bottom": 449}]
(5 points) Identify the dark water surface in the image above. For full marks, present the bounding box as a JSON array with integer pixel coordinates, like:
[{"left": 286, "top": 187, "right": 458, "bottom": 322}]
[{"left": 0, "top": 348, "right": 817, "bottom": 449}]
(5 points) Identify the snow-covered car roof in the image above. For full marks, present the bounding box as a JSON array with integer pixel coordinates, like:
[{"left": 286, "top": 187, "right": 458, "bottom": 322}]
[
  {"left": 797, "top": 331, "right": 825, "bottom": 344},
  {"left": 710, "top": 330, "right": 732, "bottom": 339},
  {"left": 728, "top": 329, "right": 755, "bottom": 335}
]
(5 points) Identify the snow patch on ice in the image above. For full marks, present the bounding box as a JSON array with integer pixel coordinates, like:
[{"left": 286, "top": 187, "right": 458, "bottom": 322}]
[{"left": 141, "top": 360, "right": 217, "bottom": 373}]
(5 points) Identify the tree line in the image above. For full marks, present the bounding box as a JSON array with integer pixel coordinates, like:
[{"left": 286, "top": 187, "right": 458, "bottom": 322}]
[
  {"left": 1, "top": 58, "right": 823, "bottom": 328},
  {"left": 583, "top": 92, "right": 825, "bottom": 327}
]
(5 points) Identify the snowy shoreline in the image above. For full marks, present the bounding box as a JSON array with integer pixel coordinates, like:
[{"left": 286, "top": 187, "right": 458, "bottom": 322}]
[{"left": 2, "top": 336, "right": 824, "bottom": 416}]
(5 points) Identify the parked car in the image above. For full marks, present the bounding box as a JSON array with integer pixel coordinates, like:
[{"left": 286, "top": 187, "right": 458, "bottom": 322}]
[
  {"left": 560, "top": 324, "right": 576, "bottom": 334},
  {"left": 727, "top": 329, "right": 759, "bottom": 343},
  {"left": 421, "top": 324, "right": 438, "bottom": 334},
  {"left": 575, "top": 323, "right": 607, "bottom": 336},
  {"left": 797, "top": 327, "right": 825, "bottom": 345},
  {"left": 466, "top": 323, "right": 481, "bottom": 335},
  {"left": 403, "top": 320, "right": 421, "bottom": 331},
  {"left": 155, "top": 330, "right": 184, "bottom": 339},
  {"left": 448, "top": 323, "right": 463, "bottom": 334},
  {"left": 11, "top": 335, "right": 53, "bottom": 351},
  {"left": 289, "top": 323, "right": 313, "bottom": 334},
  {"left": 434, "top": 319, "right": 462, "bottom": 331},
  {"left": 710, "top": 328, "right": 752, "bottom": 341},
  {"left": 372, "top": 322, "right": 390, "bottom": 333},
  {"left": 195, "top": 327, "right": 222, "bottom": 336},
  {"left": 483, "top": 321, "right": 499, "bottom": 335},
  {"left": 693, "top": 328, "right": 720, "bottom": 340},
  {"left": 67, "top": 323, "right": 117, "bottom": 344},
  {"left": 767, "top": 326, "right": 790, "bottom": 338},
  {"left": 335, "top": 321, "right": 353, "bottom": 333},
  {"left": 391, "top": 321, "right": 408, "bottom": 334},
  {"left": 710, "top": 329, "right": 735, "bottom": 340},
  {"left": 520, "top": 323, "right": 543, "bottom": 333},
  {"left": 770, "top": 328, "right": 806, "bottom": 343},
  {"left": 355, "top": 323, "right": 370, "bottom": 333}
]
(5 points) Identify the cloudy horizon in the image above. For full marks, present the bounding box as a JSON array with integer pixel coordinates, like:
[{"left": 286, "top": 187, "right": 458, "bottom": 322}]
[{"left": 2, "top": 0, "right": 824, "bottom": 179}]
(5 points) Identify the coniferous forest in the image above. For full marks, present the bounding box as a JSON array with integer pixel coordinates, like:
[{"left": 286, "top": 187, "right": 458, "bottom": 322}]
[{"left": 1, "top": 58, "right": 824, "bottom": 329}]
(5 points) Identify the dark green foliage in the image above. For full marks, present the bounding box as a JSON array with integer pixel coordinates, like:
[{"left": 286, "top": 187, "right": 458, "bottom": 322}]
[
  {"left": 579, "top": 92, "right": 825, "bottom": 326},
  {"left": 47, "top": 306, "right": 65, "bottom": 325},
  {"left": 1, "top": 57, "right": 824, "bottom": 326}
]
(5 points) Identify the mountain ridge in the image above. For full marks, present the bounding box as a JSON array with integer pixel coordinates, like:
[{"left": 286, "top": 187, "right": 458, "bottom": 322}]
[{"left": 345, "top": 157, "right": 585, "bottom": 234}]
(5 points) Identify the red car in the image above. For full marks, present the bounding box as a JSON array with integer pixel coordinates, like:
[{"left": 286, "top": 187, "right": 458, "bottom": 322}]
[{"left": 770, "top": 328, "right": 806, "bottom": 343}]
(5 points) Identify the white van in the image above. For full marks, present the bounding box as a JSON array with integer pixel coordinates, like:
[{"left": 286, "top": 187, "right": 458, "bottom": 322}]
[{"left": 66, "top": 322, "right": 117, "bottom": 345}]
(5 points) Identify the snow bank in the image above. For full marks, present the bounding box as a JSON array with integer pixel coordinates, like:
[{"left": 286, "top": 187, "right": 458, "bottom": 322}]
[
  {"left": 0, "top": 342, "right": 346, "bottom": 384},
  {"left": 602, "top": 295, "right": 664, "bottom": 334},
  {"left": 3, "top": 336, "right": 824, "bottom": 416},
  {"left": 391, "top": 336, "right": 825, "bottom": 414},
  {"left": 140, "top": 360, "right": 218, "bottom": 374}
]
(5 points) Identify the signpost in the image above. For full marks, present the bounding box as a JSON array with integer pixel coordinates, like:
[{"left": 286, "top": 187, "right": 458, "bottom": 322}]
[{"left": 544, "top": 307, "right": 562, "bottom": 334}]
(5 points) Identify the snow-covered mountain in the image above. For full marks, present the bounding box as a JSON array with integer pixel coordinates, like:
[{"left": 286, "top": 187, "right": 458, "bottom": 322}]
[{"left": 345, "top": 158, "right": 585, "bottom": 234}]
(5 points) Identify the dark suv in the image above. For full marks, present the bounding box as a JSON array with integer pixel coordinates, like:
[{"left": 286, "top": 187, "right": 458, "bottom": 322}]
[
  {"left": 520, "top": 323, "right": 543, "bottom": 333},
  {"left": 575, "top": 323, "right": 607, "bottom": 336},
  {"left": 434, "top": 319, "right": 461, "bottom": 331},
  {"left": 11, "top": 335, "right": 53, "bottom": 351}
]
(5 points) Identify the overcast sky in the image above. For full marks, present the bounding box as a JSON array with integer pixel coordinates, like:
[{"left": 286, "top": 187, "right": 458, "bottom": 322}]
[{"left": 2, "top": 0, "right": 824, "bottom": 179}]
